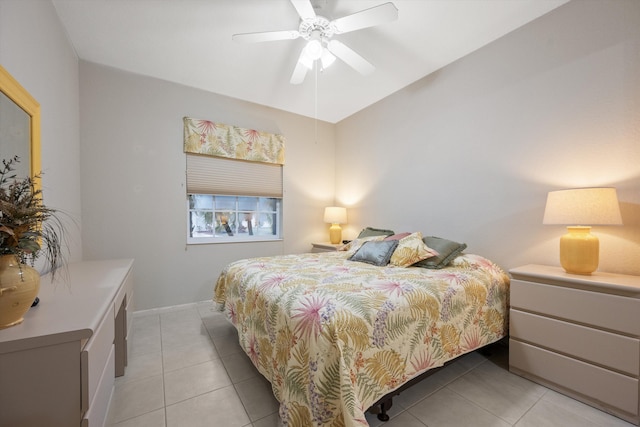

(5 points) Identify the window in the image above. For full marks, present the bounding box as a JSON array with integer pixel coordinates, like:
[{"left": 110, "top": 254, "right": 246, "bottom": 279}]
[
  {"left": 186, "top": 154, "right": 282, "bottom": 244},
  {"left": 188, "top": 195, "right": 281, "bottom": 243}
]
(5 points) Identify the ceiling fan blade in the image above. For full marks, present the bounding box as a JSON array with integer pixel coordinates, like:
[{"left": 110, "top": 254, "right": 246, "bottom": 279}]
[
  {"left": 290, "top": 50, "right": 310, "bottom": 84},
  {"left": 327, "top": 40, "right": 375, "bottom": 76},
  {"left": 290, "top": 0, "right": 316, "bottom": 20},
  {"left": 232, "top": 30, "right": 300, "bottom": 43},
  {"left": 331, "top": 2, "right": 398, "bottom": 34}
]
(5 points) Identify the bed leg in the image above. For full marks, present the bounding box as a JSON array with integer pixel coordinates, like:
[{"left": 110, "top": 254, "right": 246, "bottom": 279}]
[{"left": 377, "top": 398, "right": 392, "bottom": 421}]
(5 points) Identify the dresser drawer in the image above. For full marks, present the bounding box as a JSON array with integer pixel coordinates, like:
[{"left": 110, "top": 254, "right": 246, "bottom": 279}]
[
  {"left": 113, "top": 269, "right": 133, "bottom": 319},
  {"left": 511, "top": 279, "right": 640, "bottom": 336},
  {"left": 510, "top": 310, "right": 640, "bottom": 376},
  {"left": 126, "top": 290, "right": 134, "bottom": 341},
  {"left": 82, "top": 345, "right": 115, "bottom": 427},
  {"left": 82, "top": 308, "right": 115, "bottom": 413},
  {"left": 510, "top": 340, "right": 639, "bottom": 417}
]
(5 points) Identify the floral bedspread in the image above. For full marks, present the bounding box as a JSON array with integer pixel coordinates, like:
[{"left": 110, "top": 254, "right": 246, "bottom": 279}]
[{"left": 214, "top": 252, "right": 509, "bottom": 427}]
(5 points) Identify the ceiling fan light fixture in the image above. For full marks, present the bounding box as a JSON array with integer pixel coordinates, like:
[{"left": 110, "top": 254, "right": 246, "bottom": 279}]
[
  {"left": 320, "top": 49, "right": 336, "bottom": 69},
  {"left": 299, "top": 51, "right": 315, "bottom": 70},
  {"left": 305, "top": 37, "right": 323, "bottom": 60}
]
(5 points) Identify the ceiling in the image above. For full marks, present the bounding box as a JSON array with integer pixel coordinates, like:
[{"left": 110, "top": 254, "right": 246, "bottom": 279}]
[{"left": 52, "top": 0, "right": 568, "bottom": 123}]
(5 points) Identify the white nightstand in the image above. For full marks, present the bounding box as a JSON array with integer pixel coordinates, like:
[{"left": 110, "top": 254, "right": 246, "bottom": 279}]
[
  {"left": 311, "top": 242, "right": 343, "bottom": 253},
  {"left": 509, "top": 264, "right": 640, "bottom": 425}
]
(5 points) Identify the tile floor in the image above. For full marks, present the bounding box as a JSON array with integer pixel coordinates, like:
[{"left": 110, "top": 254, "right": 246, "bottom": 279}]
[{"left": 107, "top": 301, "right": 634, "bottom": 427}]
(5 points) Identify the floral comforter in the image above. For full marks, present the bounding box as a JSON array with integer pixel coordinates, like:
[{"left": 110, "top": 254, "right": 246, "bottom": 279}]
[{"left": 214, "top": 252, "right": 509, "bottom": 427}]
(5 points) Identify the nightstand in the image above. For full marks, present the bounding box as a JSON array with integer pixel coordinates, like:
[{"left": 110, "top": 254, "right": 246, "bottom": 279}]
[
  {"left": 311, "top": 242, "right": 343, "bottom": 253},
  {"left": 509, "top": 264, "right": 640, "bottom": 425}
]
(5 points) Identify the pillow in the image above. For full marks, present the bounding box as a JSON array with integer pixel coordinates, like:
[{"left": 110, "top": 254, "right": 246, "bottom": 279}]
[
  {"left": 384, "top": 232, "right": 411, "bottom": 241},
  {"left": 357, "top": 227, "right": 395, "bottom": 238},
  {"left": 413, "top": 236, "right": 467, "bottom": 269},
  {"left": 389, "top": 231, "right": 439, "bottom": 267},
  {"left": 339, "top": 235, "right": 386, "bottom": 253},
  {"left": 348, "top": 240, "right": 399, "bottom": 266}
]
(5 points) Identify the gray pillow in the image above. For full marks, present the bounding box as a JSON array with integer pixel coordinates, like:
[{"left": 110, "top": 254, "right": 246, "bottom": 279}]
[
  {"left": 348, "top": 240, "right": 399, "bottom": 266},
  {"left": 413, "top": 236, "right": 467, "bottom": 269},
  {"left": 357, "top": 227, "right": 395, "bottom": 238}
]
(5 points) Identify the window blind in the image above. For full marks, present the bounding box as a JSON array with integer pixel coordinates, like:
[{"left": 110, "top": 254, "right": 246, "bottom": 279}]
[{"left": 186, "top": 153, "right": 283, "bottom": 197}]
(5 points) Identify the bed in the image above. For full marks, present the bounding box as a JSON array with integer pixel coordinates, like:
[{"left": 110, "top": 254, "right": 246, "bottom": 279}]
[{"left": 214, "top": 234, "right": 510, "bottom": 427}]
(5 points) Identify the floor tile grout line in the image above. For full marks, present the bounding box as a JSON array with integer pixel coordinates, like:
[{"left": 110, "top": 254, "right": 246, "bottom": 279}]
[
  {"left": 393, "top": 359, "right": 479, "bottom": 415},
  {"left": 109, "top": 376, "right": 166, "bottom": 426},
  {"left": 391, "top": 355, "right": 496, "bottom": 421},
  {"left": 401, "top": 410, "right": 429, "bottom": 427},
  {"left": 158, "top": 309, "right": 248, "bottom": 426},
  {"left": 232, "top": 382, "right": 268, "bottom": 425},
  {"left": 251, "top": 411, "right": 281, "bottom": 426},
  {"left": 158, "top": 314, "right": 168, "bottom": 427},
  {"left": 512, "top": 388, "right": 548, "bottom": 427},
  {"left": 163, "top": 383, "right": 237, "bottom": 411},
  {"left": 431, "top": 349, "right": 530, "bottom": 426},
  {"left": 444, "top": 383, "right": 515, "bottom": 425}
]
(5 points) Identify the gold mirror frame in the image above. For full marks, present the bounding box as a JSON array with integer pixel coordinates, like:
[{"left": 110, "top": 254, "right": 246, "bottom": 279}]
[{"left": 0, "top": 65, "right": 41, "bottom": 188}]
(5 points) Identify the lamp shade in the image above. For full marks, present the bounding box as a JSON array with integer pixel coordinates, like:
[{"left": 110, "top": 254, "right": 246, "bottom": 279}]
[
  {"left": 543, "top": 188, "right": 622, "bottom": 225},
  {"left": 543, "top": 187, "right": 622, "bottom": 275},
  {"left": 324, "top": 207, "right": 347, "bottom": 224}
]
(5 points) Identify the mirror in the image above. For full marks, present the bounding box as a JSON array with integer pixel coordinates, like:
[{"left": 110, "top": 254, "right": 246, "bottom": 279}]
[{"left": 0, "top": 65, "right": 41, "bottom": 186}]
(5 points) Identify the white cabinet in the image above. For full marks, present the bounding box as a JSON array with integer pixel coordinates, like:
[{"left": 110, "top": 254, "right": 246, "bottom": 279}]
[
  {"left": 0, "top": 259, "right": 134, "bottom": 427},
  {"left": 509, "top": 264, "right": 640, "bottom": 425}
]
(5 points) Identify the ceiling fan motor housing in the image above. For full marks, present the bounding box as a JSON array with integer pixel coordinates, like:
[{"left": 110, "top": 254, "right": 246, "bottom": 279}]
[{"left": 299, "top": 16, "right": 335, "bottom": 42}]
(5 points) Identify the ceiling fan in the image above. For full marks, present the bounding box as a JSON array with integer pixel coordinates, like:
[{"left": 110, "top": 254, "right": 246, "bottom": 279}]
[{"left": 232, "top": 0, "right": 398, "bottom": 84}]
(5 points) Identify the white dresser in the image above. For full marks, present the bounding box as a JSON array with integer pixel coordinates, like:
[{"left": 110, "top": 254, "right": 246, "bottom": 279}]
[
  {"left": 509, "top": 264, "right": 640, "bottom": 425},
  {"left": 0, "top": 259, "right": 135, "bottom": 427}
]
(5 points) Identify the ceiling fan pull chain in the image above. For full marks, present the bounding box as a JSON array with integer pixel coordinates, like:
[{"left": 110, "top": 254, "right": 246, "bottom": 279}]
[{"left": 314, "top": 64, "right": 318, "bottom": 143}]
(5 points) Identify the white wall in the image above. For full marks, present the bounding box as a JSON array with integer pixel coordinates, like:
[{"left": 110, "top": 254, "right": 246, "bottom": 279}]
[
  {"left": 335, "top": 0, "right": 640, "bottom": 275},
  {"left": 79, "top": 62, "right": 336, "bottom": 309},
  {"left": 3, "top": 0, "right": 638, "bottom": 312},
  {"left": 0, "top": 0, "right": 83, "bottom": 267}
]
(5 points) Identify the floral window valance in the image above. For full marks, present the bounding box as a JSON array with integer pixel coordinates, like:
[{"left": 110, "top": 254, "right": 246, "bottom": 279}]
[{"left": 183, "top": 117, "right": 285, "bottom": 165}]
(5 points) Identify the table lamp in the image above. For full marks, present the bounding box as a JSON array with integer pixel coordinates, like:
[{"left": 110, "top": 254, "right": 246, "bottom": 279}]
[
  {"left": 543, "top": 187, "right": 622, "bottom": 275},
  {"left": 324, "top": 207, "right": 347, "bottom": 244}
]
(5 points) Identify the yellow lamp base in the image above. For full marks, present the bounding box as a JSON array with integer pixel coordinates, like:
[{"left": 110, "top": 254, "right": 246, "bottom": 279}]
[
  {"left": 329, "top": 223, "right": 342, "bottom": 244},
  {"left": 559, "top": 226, "right": 599, "bottom": 275}
]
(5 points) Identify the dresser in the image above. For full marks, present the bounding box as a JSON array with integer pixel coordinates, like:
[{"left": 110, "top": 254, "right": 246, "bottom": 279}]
[
  {"left": 0, "top": 259, "right": 135, "bottom": 427},
  {"left": 509, "top": 264, "right": 640, "bottom": 425}
]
